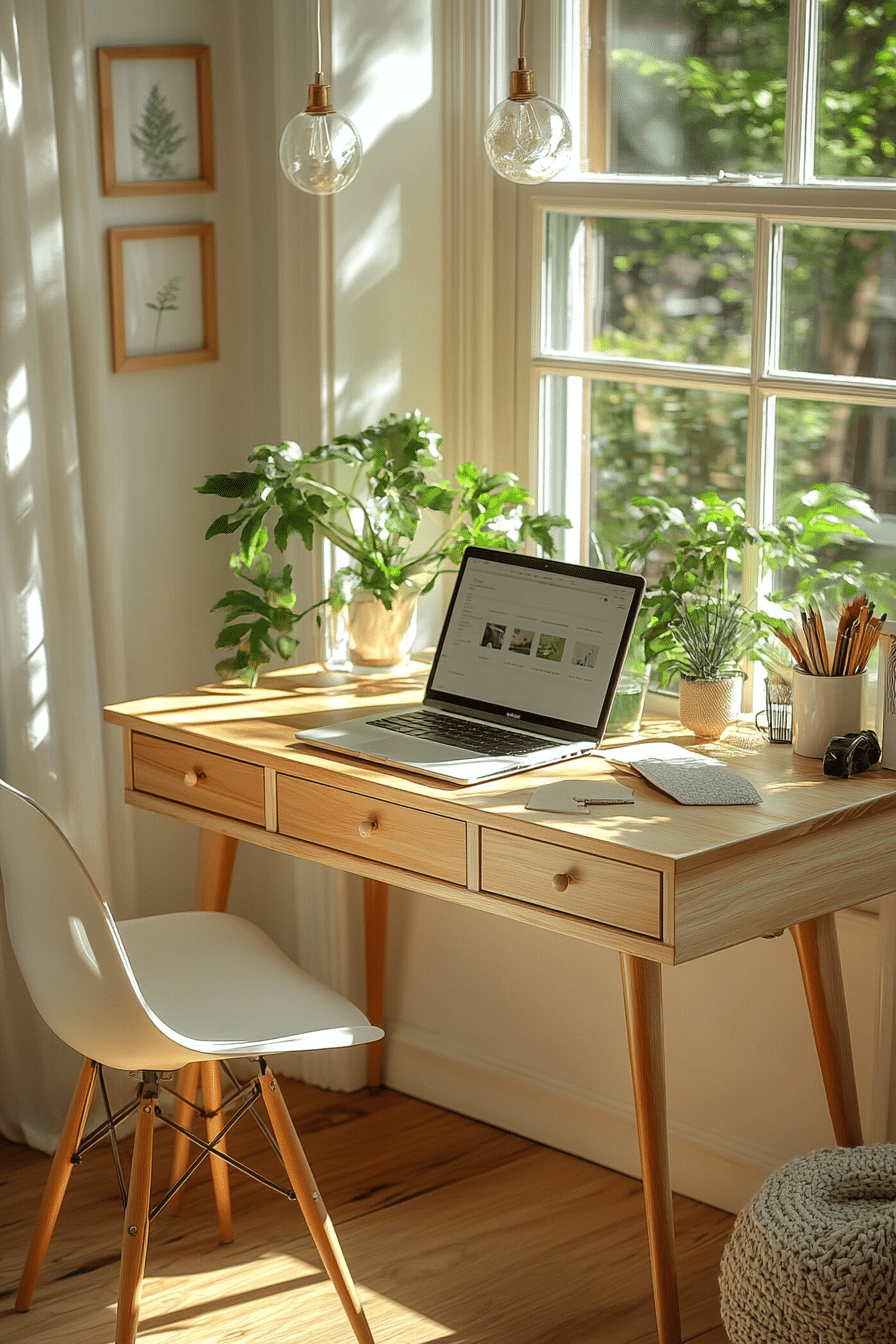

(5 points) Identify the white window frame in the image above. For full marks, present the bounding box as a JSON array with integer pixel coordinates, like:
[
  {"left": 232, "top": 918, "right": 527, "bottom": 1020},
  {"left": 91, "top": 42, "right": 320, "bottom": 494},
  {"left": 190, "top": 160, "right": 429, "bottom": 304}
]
[{"left": 499, "top": 2, "right": 896, "bottom": 627}]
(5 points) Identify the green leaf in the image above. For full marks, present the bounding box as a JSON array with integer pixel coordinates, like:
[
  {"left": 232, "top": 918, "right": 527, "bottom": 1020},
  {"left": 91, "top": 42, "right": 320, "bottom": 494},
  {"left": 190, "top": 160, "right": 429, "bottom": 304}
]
[
  {"left": 276, "top": 634, "right": 299, "bottom": 659},
  {"left": 204, "top": 513, "right": 241, "bottom": 541},
  {"left": 200, "top": 410, "right": 574, "bottom": 681},
  {"left": 197, "top": 471, "right": 262, "bottom": 499}
]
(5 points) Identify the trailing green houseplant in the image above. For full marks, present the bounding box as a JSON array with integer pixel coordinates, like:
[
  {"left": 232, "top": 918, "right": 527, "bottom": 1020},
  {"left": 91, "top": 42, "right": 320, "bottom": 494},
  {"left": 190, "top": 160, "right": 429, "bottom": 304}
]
[
  {"left": 199, "top": 410, "right": 571, "bottom": 685},
  {"left": 612, "top": 483, "right": 891, "bottom": 687}
]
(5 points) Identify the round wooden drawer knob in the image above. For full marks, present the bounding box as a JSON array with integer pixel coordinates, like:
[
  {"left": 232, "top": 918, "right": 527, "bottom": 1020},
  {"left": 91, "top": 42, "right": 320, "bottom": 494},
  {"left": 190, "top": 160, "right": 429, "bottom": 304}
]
[
  {"left": 552, "top": 872, "right": 572, "bottom": 893},
  {"left": 183, "top": 768, "right": 206, "bottom": 787},
  {"left": 358, "top": 818, "right": 378, "bottom": 838}
]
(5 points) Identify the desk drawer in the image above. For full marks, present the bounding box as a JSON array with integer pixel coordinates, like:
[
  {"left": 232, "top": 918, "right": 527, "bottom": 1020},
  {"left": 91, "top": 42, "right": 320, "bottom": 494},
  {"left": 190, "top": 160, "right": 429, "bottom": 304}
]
[
  {"left": 480, "top": 830, "right": 662, "bottom": 938},
  {"left": 277, "top": 777, "right": 466, "bottom": 885},
  {"left": 131, "top": 733, "right": 266, "bottom": 827}
]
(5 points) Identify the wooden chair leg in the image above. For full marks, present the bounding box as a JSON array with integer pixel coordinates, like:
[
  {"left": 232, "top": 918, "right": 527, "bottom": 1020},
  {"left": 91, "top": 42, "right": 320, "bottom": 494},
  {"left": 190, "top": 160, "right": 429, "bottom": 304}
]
[
  {"left": 170, "top": 832, "right": 237, "bottom": 1212},
  {"left": 115, "top": 1078, "right": 156, "bottom": 1344},
  {"left": 200, "top": 1060, "right": 234, "bottom": 1243},
  {"left": 168, "top": 1060, "right": 200, "bottom": 1214},
  {"left": 16, "top": 1058, "right": 99, "bottom": 1312},
  {"left": 790, "top": 913, "right": 863, "bottom": 1147},
  {"left": 260, "top": 1066, "right": 375, "bottom": 1344}
]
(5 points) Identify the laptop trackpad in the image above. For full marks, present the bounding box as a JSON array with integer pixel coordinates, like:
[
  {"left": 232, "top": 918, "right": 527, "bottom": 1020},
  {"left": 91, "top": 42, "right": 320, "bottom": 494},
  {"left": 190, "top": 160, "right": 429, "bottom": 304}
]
[{"left": 300, "top": 724, "right": 473, "bottom": 763}]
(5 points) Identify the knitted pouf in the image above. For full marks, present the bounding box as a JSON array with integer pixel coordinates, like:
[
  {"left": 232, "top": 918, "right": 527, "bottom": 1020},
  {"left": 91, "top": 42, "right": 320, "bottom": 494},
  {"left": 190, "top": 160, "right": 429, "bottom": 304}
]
[{"left": 719, "top": 1145, "right": 896, "bottom": 1343}]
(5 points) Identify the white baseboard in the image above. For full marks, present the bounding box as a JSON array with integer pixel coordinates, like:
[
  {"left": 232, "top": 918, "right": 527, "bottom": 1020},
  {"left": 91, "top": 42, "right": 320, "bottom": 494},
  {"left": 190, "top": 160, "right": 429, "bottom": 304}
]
[{"left": 384, "top": 1023, "right": 782, "bottom": 1214}]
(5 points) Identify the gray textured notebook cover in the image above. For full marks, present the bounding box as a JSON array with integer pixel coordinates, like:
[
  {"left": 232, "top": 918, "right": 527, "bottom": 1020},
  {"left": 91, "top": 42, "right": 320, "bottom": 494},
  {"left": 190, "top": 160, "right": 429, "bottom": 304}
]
[{"left": 601, "top": 743, "right": 762, "bottom": 806}]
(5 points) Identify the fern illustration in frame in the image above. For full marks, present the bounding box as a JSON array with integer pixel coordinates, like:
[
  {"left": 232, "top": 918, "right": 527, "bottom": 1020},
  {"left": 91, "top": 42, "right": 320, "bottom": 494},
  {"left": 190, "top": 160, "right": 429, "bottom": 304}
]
[
  {"left": 107, "top": 223, "right": 218, "bottom": 372},
  {"left": 97, "top": 45, "right": 214, "bottom": 195}
]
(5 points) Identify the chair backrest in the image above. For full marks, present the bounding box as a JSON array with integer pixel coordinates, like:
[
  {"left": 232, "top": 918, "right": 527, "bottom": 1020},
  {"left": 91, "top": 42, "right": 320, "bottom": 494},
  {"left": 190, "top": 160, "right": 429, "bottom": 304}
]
[{"left": 0, "top": 778, "right": 175, "bottom": 1067}]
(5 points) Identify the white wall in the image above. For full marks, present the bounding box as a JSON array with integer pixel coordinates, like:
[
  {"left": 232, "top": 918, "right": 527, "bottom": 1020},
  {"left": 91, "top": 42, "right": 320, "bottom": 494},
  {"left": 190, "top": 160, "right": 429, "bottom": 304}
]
[
  {"left": 81, "top": 0, "right": 891, "bottom": 1215},
  {"left": 84, "top": 1, "right": 302, "bottom": 942}
]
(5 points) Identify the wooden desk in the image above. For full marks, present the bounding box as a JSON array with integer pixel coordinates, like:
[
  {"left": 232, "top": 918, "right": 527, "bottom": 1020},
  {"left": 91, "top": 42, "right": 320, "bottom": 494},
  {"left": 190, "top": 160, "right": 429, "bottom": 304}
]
[{"left": 105, "top": 664, "right": 896, "bottom": 1344}]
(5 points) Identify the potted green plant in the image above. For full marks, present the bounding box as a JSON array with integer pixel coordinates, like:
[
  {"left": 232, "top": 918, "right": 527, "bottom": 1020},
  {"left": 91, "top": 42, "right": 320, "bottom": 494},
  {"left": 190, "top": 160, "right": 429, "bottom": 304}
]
[
  {"left": 198, "top": 410, "right": 570, "bottom": 686},
  {"left": 667, "top": 593, "right": 751, "bottom": 737},
  {"left": 611, "top": 483, "right": 892, "bottom": 733}
]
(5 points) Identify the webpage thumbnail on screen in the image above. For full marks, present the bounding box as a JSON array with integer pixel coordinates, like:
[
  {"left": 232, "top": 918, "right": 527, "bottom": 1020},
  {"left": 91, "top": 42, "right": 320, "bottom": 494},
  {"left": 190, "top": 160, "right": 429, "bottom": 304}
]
[{"left": 431, "top": 558, "right": 635, "bottom": 726}]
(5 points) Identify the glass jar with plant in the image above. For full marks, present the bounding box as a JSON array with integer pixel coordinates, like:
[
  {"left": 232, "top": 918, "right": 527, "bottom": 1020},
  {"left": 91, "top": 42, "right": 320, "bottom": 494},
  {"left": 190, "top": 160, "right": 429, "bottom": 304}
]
[{"left": 198, "top": 410, "right": 571, "bottom": 686}]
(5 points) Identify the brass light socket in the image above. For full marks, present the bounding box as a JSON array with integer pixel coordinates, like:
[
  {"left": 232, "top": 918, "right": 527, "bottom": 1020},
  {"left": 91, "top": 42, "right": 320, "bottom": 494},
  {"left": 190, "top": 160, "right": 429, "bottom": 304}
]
[
  {"left": 305, "top": 78, "right": 335, "bottom": 115},
  {"left": 508, "top": 63, "right": 538, "bottom": 102}
]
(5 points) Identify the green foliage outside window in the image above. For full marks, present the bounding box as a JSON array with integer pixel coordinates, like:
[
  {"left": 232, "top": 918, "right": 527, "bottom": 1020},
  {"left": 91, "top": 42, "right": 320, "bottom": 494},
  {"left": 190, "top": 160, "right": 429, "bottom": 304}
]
[
  {"left": 573, "top": 2, "right": 896, "bottom": 582},
  {"left": 611, "top": 0, "right": 896, "bottom": 179}
]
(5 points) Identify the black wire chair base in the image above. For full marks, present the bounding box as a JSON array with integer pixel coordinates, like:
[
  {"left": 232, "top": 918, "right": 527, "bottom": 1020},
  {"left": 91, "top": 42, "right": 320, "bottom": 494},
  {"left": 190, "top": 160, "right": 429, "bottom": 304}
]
[{"left": 72, "top": 1059, "right": 297, "bottom": 1223}]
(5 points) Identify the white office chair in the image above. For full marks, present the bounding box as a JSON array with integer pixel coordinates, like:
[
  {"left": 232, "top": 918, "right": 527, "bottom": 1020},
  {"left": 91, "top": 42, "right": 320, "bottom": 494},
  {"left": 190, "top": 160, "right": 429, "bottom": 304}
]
[{"left": 0, "top": 777, "right": 382, "bottom": 1344}]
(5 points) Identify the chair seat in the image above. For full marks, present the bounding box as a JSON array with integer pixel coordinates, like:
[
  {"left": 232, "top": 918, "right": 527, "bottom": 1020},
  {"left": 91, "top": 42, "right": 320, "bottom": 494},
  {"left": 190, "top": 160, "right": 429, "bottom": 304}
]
[
  {"left": 116, "top": 910, "right": 382, "bottom": 1071},
  {"left": 2, "top": 777, "right": 380, "bottom": 1343},
  {"left": 719, "top": 1144, "right": 896, "bottom": 1343}
]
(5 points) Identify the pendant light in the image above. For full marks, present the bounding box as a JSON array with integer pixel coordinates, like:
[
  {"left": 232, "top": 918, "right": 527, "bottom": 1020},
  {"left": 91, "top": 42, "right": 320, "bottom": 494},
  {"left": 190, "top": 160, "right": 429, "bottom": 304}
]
[
  {"left": 279, "top": 0, "right": 362, "bottom": 195},
  {"left": 484, "top": 0, "right": 572, "bottom": 184}
]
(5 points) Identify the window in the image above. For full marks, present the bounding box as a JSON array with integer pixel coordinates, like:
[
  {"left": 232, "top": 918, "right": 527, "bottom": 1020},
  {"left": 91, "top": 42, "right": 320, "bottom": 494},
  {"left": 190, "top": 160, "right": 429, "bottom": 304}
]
[{"left": 522, "top": 0, "right": 896, "bottom": 666}]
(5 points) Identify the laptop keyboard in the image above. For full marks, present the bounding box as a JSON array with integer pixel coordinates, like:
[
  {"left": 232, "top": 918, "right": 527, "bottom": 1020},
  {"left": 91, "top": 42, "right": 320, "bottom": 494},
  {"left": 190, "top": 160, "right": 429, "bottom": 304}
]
[{"left": 366, "top": 710, "right": 554, "bottom": 757}]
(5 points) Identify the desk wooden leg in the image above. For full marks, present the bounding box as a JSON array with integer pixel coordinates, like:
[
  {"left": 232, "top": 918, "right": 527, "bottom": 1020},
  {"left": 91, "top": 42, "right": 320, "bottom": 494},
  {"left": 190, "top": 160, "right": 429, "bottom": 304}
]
[
  {"left": 364, "top": 878, "right": 388, "bottom": 1091},
  {"left": 170, "top": 831, "right": 240, "bottom": 1211},
  {"left": 620, "top": 953, "right": 681, "bottom": 1344},
  {"left": 790, "top": 914, "right": 863, "bottom": 1147},
  {"left": 196, "top": 828, "right": 239, "bottom": 912}
]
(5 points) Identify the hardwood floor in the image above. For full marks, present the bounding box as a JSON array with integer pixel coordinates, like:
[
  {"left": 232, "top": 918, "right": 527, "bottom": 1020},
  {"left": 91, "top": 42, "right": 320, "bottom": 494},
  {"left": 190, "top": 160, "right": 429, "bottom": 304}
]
[{"left": 0, "top": 1077, "right": 733, "bottom": 1343}]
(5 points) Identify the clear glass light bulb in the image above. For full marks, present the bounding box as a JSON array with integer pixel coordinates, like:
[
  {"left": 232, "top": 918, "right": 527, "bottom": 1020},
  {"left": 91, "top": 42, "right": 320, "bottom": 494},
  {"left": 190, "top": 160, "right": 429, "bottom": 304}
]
[
  {"left": 279, "top": 92, "right": 362, "bottom": 196},
  {"left": 484, "top": 69, "right": 572, "bottom": 185}
]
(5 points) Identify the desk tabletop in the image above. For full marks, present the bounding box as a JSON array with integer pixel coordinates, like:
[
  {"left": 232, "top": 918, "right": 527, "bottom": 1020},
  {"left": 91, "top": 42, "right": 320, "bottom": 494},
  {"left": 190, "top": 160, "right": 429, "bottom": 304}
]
[
  {"left": 104, "top": 661, "right": 896, "bottom": 865},
  {"left": 105, "top": 663, "right": 896, "bottom": 963}
]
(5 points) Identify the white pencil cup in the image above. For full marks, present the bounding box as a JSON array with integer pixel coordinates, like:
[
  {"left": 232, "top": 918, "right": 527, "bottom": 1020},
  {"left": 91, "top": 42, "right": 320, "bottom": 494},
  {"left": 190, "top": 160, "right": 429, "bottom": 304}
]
[{"left": 792, "top": 669, "right": 865, "bottom": 758}]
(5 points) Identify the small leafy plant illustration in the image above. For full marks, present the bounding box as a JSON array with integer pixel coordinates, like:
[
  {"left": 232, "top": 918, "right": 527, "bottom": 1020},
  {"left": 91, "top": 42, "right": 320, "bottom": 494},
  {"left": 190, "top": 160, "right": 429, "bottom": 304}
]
[
  {"left": 131, "top": 83, "right": 187, "bottom": 179},
  {"left": 146, "top": 276, "right": 181, "bottom": 352}
]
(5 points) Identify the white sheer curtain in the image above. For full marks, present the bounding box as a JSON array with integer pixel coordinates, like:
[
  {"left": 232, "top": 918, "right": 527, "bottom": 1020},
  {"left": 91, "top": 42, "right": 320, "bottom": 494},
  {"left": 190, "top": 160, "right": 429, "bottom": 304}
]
[{"left": 0, "top": 0, "right": 125, "bottom": 1151}]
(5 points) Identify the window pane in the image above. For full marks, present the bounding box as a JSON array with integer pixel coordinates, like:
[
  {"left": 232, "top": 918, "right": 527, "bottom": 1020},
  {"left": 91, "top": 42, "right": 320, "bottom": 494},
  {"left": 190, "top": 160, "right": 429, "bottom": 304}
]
[
  {"left": 773, "top": 398, "right": 896, "bottom": 591},
  {"left": 603, "top": 0, "right": 789, "bottom": 176},
  {"left": 588, "top": 379, "right": 749, "bottom": 563},
  {"left": 775, "top": 399, "right": 896, "bottom": 512},
  {"left": 543, "top": 214, "right": 754, "bottom": 367},
  {"left": 816, "top": 0, "right": 896, "bottom": 180},
  {"left": 778, "top": 225, "right": 896, "bottom": 379}
]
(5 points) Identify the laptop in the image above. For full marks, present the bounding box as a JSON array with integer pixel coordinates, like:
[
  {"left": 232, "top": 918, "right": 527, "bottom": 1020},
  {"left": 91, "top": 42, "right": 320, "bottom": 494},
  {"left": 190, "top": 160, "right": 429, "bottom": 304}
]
[{"left": 295, "top": 546, "right": 646, "bottom": 785}]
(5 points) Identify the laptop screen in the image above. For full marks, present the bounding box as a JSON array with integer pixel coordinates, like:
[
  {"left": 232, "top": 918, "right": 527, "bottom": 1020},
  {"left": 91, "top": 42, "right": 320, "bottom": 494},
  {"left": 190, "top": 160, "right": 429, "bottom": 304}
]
[{"left": 425, "top": 548, "right": 645, "bottom": 739}]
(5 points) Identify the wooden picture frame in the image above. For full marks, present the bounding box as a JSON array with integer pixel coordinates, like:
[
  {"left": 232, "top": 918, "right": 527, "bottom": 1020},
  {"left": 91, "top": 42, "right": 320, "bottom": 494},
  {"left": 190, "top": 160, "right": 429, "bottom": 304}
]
[
  {"left": 108, "top": 222, "right": 218, "bottom": 373},
  {"left": 97, "top": 45, "right": 214, "bottom": 195}
]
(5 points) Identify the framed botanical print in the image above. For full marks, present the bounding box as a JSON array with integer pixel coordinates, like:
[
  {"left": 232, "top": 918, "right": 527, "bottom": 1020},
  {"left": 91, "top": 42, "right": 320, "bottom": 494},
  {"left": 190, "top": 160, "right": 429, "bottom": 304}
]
[
  {"left": 97, "top": 45, "right": 214, "bottom": 195},
  {"left": 108, "top": 222, "right": 218, "bottom": 372}
]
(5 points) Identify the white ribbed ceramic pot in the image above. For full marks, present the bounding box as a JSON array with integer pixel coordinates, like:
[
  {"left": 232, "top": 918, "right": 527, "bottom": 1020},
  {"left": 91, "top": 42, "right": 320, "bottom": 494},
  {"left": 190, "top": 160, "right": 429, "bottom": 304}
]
[{"left": 678, "top": 676, "right": 742, "bottom": 740}]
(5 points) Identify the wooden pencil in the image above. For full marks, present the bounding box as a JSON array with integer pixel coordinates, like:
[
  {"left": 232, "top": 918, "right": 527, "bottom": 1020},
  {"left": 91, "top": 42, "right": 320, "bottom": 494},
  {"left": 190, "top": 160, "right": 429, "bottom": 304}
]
[{"left": 774, "top": 596, "right": 884, "bottom": 676}]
